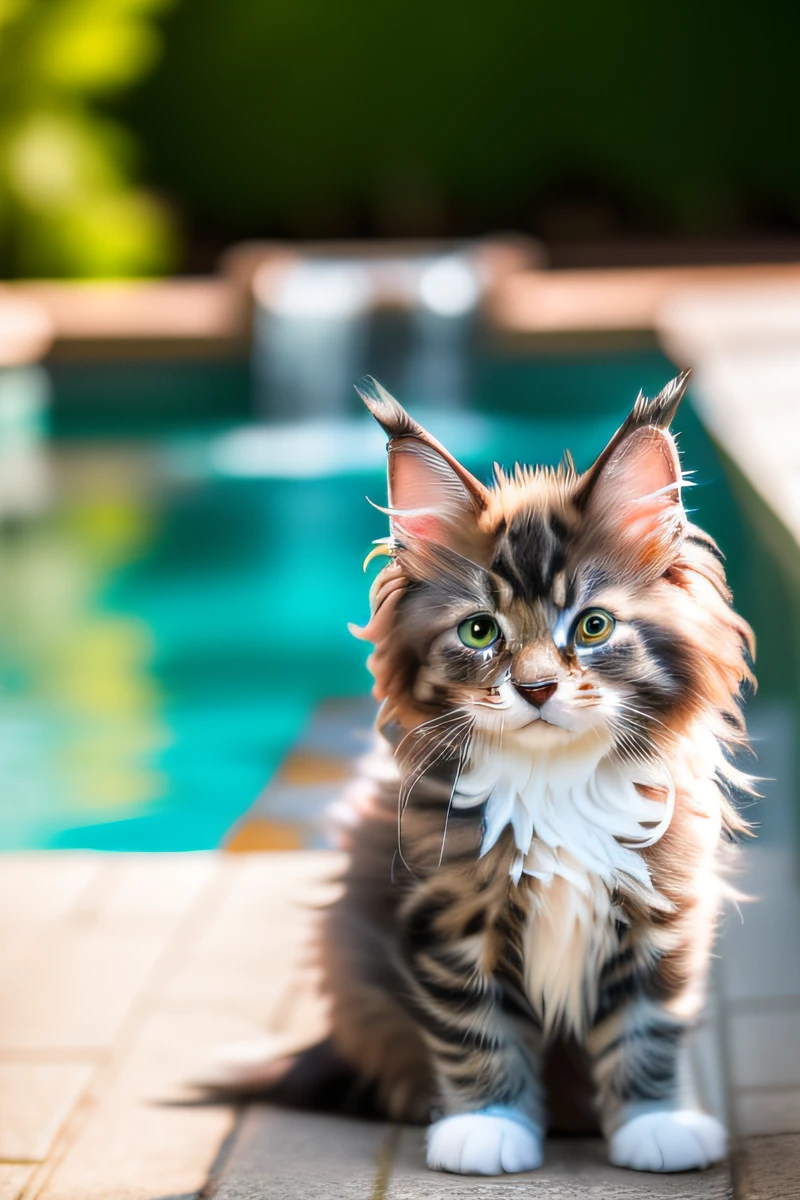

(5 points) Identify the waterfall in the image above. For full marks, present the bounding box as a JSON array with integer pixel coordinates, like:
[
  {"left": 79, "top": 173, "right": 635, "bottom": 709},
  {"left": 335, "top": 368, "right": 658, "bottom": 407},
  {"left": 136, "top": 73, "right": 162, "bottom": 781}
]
[{"left": 252, "top": 249, "right": 485, "bottom": 420}]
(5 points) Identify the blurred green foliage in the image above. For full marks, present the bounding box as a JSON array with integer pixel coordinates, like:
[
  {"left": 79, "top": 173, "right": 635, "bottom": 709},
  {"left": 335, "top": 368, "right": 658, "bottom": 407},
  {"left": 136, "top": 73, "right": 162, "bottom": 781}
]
[
  {"left": 0, "top": 0, "right": 177, "bottom": 278},
  {"left": 129, "top": 0, "right": 800, "bottom": 245}
]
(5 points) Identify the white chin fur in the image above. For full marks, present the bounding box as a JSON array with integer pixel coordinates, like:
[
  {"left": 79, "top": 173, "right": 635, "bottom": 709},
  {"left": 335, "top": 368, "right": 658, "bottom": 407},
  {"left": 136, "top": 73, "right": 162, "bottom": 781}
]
[
  {"left": 609, "top": 1111, "right": 727, "bottom": 1173},
  {"left": 426, "top": 1109, "right": 543, "bottom": 1175},
  {"left": 454, "top": 728, "right": 673, "bottom": 894}
]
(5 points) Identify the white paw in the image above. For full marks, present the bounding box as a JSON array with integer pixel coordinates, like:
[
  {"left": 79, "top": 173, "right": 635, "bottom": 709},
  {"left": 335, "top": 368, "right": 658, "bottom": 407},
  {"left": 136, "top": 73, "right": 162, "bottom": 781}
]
[
  {"left": 426, "top": 1108, "right": 543, "bottom": 1175},
  {"left": 609, "top": 1110, "right": 727, "bottom": 1173}
]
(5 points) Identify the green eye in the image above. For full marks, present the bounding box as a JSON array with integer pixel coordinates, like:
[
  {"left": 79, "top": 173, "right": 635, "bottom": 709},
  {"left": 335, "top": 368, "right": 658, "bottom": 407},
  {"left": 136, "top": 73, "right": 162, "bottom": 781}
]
[
  {"left": 457, "top": 614, "right": 500, "bottom": 650},
  {"left": 575, "top": 608, "right": 615, "bottom": 647}
]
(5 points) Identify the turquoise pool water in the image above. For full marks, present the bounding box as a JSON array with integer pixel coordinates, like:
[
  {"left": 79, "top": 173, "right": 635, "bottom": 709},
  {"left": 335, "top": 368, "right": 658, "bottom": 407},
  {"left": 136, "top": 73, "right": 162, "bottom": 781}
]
[{"left": 0, "top": 351, "right": 792, "bottom": 850}]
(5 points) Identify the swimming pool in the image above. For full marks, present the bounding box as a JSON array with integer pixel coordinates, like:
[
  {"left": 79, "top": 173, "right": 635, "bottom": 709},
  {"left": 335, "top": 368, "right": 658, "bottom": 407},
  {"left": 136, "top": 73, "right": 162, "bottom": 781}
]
[{"left": 0, "top": 350, "right": 793, "bottom": 850}]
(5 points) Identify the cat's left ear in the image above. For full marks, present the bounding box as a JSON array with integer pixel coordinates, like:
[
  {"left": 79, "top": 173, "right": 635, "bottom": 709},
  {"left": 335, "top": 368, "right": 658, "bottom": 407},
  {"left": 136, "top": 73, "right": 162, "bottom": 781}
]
[
  {"left": 575, "top": 371, "right": 690, "bottom": 577},
  {"left": 357, "top": 377, "right": 491, "bottom": 554}
]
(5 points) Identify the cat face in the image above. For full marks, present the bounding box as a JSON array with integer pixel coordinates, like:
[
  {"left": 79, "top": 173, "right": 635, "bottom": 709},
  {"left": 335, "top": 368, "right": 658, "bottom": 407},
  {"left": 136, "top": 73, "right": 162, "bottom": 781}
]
[
  {"left": 408, "top": 574, "right": 678, "bottom": 757},
  {"left": 355, "top": 376, "right": 753, "bottom": 770}
]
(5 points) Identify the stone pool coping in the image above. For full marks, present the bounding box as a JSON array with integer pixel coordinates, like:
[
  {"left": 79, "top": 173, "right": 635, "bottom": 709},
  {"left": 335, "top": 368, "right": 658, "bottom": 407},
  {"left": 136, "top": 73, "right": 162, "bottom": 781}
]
[{"left": 3, "top": 251, "right": 800, "bottom": 361}]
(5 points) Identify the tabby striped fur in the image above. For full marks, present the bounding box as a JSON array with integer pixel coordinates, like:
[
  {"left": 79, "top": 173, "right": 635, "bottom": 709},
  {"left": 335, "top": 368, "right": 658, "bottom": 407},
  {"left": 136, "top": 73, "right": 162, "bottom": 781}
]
[{"left": 318, "top": 372, "right": 753, "bottom": 1175}]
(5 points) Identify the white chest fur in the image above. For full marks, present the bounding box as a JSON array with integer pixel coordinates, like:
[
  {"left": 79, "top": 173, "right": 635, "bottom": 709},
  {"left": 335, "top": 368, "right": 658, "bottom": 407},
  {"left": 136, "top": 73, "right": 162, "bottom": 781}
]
[
  {"left": 523, "top": 863, "right": 619, "bottom": 1034},
  {"left": 452, "top": 735, "right": 675, "bottom": 1034},
  {"left": 453, "top": 735, "right": 673, "bottom": 884}
]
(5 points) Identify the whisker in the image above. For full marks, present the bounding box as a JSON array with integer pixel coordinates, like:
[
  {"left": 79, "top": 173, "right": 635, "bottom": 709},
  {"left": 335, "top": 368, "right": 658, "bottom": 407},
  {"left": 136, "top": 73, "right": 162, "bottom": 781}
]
[
  {"left": 395, "top": 705, "right": 475, "bottom": 871},
  {"left": 438, "top": 732, "right": 472, "bottom": 867}
]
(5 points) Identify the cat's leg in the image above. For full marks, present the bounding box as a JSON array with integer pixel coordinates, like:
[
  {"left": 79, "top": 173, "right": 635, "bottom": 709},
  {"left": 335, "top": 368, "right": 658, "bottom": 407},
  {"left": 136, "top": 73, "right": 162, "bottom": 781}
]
[
  {"left": 588, "top": 991, "right": 726, "bottom": 1173},
  {"left": 401, "top": 884, "right": 544, "bottom": 1175}
]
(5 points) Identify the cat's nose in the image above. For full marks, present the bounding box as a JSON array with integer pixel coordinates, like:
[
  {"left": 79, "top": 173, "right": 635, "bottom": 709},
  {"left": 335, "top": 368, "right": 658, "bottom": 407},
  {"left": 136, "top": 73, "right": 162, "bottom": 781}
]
[{"left": 513, "top": 679, "right": 558, "bottom": 707}]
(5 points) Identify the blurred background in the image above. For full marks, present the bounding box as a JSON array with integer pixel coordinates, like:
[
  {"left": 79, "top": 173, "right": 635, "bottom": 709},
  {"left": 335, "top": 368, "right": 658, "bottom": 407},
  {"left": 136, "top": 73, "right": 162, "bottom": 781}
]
[
  {"left": 4, "top": 0, "right": 800, "bottom": 278},
  {"left": 1, "top": 1, "right": 800, "bottom": 1188},
  {"left": 0, "top": 0, "right": 798, "bottom": 852}
]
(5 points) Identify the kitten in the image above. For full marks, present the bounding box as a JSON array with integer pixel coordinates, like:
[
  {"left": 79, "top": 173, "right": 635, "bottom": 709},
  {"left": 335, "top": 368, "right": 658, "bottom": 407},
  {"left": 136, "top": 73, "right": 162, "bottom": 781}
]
[{"left": 227, "top": 374, "right": 754, "bottom": 1176}]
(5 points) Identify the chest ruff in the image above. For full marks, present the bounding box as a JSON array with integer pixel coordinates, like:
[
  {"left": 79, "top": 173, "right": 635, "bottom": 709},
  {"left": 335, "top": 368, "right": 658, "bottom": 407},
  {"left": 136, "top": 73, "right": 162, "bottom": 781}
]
[{"left": 451, "top": 737, "right": 679, "bottom": 1036}]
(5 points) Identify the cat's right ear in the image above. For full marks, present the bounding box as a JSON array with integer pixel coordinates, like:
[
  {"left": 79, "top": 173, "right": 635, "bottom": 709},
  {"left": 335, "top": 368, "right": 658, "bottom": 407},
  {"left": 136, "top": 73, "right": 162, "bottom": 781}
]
[{"left": 357, "top": 377, "right": 490, "bottom": 552}]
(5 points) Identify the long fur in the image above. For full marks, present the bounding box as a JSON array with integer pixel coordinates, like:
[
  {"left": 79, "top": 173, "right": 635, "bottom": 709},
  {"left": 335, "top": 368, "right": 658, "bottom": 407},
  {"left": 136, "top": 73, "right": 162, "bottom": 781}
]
[{"left": 250, "top": 376, "right": 754, "bottom": 1173}]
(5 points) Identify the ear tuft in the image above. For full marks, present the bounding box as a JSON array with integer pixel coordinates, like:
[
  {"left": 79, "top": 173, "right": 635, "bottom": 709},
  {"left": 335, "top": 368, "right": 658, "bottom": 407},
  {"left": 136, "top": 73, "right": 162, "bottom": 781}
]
[
  {"left": 355, "top": 376, "right": 421, "bottom": 440},
  {"left": 359, "top": 378, "right": 491, "bottom": 557},
  {"left": 627, "top": 369, "right": 691, "bottom": 431},
  {"left": 576, "top": 371, "right": 690, "bottom": 511}
]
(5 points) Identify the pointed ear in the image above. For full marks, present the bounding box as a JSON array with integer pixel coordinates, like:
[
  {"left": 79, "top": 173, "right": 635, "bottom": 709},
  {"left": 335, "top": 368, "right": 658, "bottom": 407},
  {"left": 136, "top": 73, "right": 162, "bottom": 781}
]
[
  {"left": 357, "top": 377, "right": 491, "bottom": 555},
  {"left": 576, "top": 373, "right": 690, "bottom": 577},
  {"left": 576, "top": 370, "right": 690, "bottom": 506}
]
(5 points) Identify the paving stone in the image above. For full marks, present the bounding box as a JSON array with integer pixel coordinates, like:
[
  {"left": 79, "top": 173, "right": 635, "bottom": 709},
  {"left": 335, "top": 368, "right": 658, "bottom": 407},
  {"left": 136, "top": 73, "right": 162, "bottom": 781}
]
[
  {"left": 0, "top": 855, "right": 100, "bottom": 920},
  {"left": 660, "top": 290, "right": 800, "bottom": 558},
  {"left": 719, "top": 847, "right": 800, "bottom": 1003},
  {"left": 93, "top": 853, "right": 217, "bottom": 921},
  {"left": 389, "top": 1128, "right": 731, "bottom": 1198},
  {"left": 29, "top": 856, "right": 327, "bottom": 1200},
  {"left": 209, "top": 853, "right": 342, "bottom": 921},
  {"left": 685, "top": 1012, "right": 727, "bottom": 1125},
  {"left": 0, "top": 922, "right": 172, "bottom": 1053},
  {"left": 0, "top": 855, "right": 104, "bottom": 981},
  {"left": 737, "top": 1133, "right": 800, "bottom": 1199},
  {"left": 213, "top": 1113, "right": 732, "bottom": 1200},
  {"left": 294, "top": 697, "right": 376, "bottom": 760},
  {"left": 36, "top": 1009, "right": 248, "bottom": 1200},
  {"left": 735, "top": 1088, "right": 800, "bottom": 1138},
  {"left": 744, "top": 704, "right": 798, "bottom": 849},
  {"left": 0, "top": 923, "right": 48, "bottom": 983},
  {"left": 162, "top": 852, "right": 339, "bottom": 1029},
  {"left": 0, "top": 855, "right": 228, "bottom": 1055},
  {"left": 0, "top": 1063, "right": 93, "bottom": 1162},
  {"left": 163, "top": 930, "right": 298, "bottom": 1025},
  {"left": 212, "top": 1107, "right": 393, "bottom": 1200},
  {"left": 267, "top": 961, "right": 330, "bottom": 1049},
  {"left": 727, "top": 1010, "right": 800, "bottom": 1091},
  {"left": 226, "top": 698, "right": 374, "bottom": 850},
  {"left": 226, "top": 817, "right": 306, "bottom": 852},
  {"left": 0, "top": 1165, "right": 34, "bottom": 1200}
]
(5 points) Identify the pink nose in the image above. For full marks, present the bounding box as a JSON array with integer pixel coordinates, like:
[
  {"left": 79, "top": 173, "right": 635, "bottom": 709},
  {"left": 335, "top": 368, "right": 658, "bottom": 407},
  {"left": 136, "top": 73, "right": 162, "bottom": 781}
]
[{"left": 513, "top": 680, "right": 558, "bottom": 707}]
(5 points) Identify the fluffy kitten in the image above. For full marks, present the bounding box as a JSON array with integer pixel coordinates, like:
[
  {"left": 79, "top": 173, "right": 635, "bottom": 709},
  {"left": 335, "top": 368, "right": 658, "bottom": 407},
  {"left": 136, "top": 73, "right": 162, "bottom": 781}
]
[{"left": 265, "top": 374, "right": 754, "bottom": 1175}]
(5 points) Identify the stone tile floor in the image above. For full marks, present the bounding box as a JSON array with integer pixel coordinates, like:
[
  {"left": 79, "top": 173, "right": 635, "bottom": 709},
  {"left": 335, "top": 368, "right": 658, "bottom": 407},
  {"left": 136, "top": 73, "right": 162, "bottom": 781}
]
[
  {"left": 214, "top": 1107, "right": 732, "bottom": 1199},
  {"left": 0, "top": 852, "right": 332, "bottom": 1200},
  {"left": 0, "top": 848, "right": 796, "bottom": 1199}
]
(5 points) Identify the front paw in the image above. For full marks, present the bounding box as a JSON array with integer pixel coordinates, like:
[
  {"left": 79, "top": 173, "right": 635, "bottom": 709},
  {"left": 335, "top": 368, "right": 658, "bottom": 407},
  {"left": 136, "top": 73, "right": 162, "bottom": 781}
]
[
  {"left": 609, "top": 1110, "right": 727, "bottom": 1173},
  {"left": 426, "top": 1107, "right": 543, "bottom": 1175}
]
